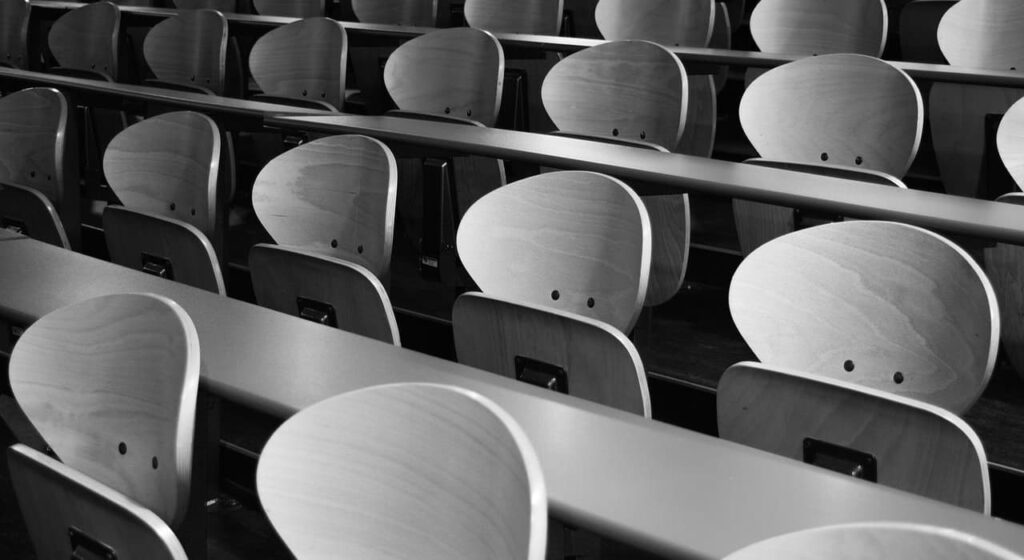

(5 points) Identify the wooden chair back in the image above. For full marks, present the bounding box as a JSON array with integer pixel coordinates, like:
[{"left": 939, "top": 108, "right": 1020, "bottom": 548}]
[
  {"left": 249, "top": 244, "right": 400, "bottom": 345},
  {"left": 729, "top": 221, "right": 999, "bottom": 415},
  {"left": 257, "top": 383, "right": 547, "bottom": 560},
  {"left": 104, "top": 206, "right": 225, "bottom": 295},
  {"left": 0, "top": 183, "right": 69, "bottom": 248},
  {"left": 463, "top": 0, "right": 563, "bottom": 35},
  {"left": 252, "top": 0, "right": 323, "bottom": 17},
  {"left": 740, "top": 53, "right": 922, "bottom": 178},
  {"left": 252, "top": 134, "right": 397, "bottom": 278},
  {"left": 457, "top": 170, "right": 651, "bottom": 333},
  {"left": 249, "top": 17, "right": 347, "bottom": 111},
  {"left": 454, "top": 292, "right": 650, "bottom": 415},
  {"left": 9, "top": 444, "right": 188, "bottom": 560},
  {"left": 143, "top": 9, "right": 227, "bottom": 94},
  {"left": 749, "top": 0, "right": 888, "bottom": 56},
  {"left": 997, "top": 95, "right": 1024, "bottom": 190},
  {"left": 48, "top": 1, "right": 120, "bottom": 80},
  {"left": 725, "top": 523, "right": 1023, "bottom": 560},
  {"left": 9, "top": 293, "right": 200, "bottom": 527},
  {"left": 983, "top": 192, "right": 1024, "bottom": 384},
  {"left": 172, "top": 0, "right": 235, "bottom": 11},
  {"left": 383, "top": 27, "right": 504, "bottom": 127},
  {"left": 594, "top": 0, "right": 714, "bottom": 48},
  {"left": 937, "top": 0, "right": 1024, "bottom": 70},
  {"left": 719, "top": 362, "right": 989, "bottom": 512},
  {"left": 351, "top": 0, "right": 436, "bottom": 26},
  {"left": 0, "top": 0, "right": 29, "bottom": 68}
]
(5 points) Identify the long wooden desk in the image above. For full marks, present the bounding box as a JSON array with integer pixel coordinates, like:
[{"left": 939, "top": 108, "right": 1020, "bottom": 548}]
[{"left": 1, "top": 230, "right": 1024, "bottom": 558}]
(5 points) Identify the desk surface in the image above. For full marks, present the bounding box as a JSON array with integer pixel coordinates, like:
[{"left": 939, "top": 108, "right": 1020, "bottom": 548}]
[{"left": 2, "top": 230, "right": 1024, "bottom": 559}]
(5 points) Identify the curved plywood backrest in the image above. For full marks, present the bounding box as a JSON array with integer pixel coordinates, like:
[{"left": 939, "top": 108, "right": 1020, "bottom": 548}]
[
  {"left": 542, "top": 40, "right": 687, "bottom": 149},
  {"left": 249, "top": 17, "right": 347, "bottom": 110},
  {"left": 9, "top": 293, "right": 200, "bottom": 527},
  {"left": 172, "top": 0, "right": 235, "bottom": 12},
  {"left": 0, "top": 183, "right": 70, "bottom": 248},
  {"left": 740, "top": 54, "right": 923, "bottom": 178},
  {"left": 249, "top": 244, "right": 400, "bottom": 345},
  {"left": 983, "top": 193, "right": 1024, "bottom": 385},
  {"left": 49, "top": 1, "right": 120, "bottom": 80},
  {"left": 0, "top": 0, "right": 29, "bottom": 68},
  {"left": 749, "top": 0, "right": 888, "bottom": 56},
  {"left": 463, "top": 0, "right": 563, "bottom": 35},
  {"left": 594, "top": 0, "right": 714, "bottom": 48},
  {"left": 0, "top": 88, "right": 74, "bottom": 214},
  {"left": 454, "top": 292, "right": 650, "bottom": 416},
  {"left": 937, "top": 0, "right": 1024, "bottom": 70},
  {"left": 258, "top": 383, "right": 547, "bottom": 560},
  {"left": 252, "top": 135, "right": 396, "bottom": 277},
  {"left": 143, "top": 9, "right": 227, "bottom": 94},
  {"left": 997, "top": 96, "right": 1024, "bottom": 190},
  {"left": 351, "top": 0, "right": 436, "bottom": 26},
  {"left": 724, "top": 523, "right": 1024, "bottom": 560},
  {"left": 457, "top": 170, "right": 651, "bottom": 333},
  {"left": 103, "top": 111, "right": 221, "bottom": 239},
  {"left": 252, "top": 0, "right": 323, "bottom": 17},
  {"left": 383, "top": 27, "right": 504, "bottom": 127},
  {"left": 719, "top": 362, "right": 989, "bottom": 512},
  {"left": 729, "top": 221, "right": 999, "bottom": 414}
]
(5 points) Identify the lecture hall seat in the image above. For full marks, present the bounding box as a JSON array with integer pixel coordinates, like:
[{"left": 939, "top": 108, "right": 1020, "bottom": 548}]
[
  {"left": 252, "top": 0, "right": 324, "bottom": 17},
  {"left": 257, "top": 383, "right": 547, "bottom": 560},
  {"left": 748, "top": 0, "right": 888, "bottom": 56},
  {"left": 463, "top": 0, "right": 564, "bottom": 35},
  {"left": 143, "top": 8, "right": 229, "bottom": 95},
  {"left": 248, "top": 17, "right": 348, "bottom": 111},
  {"left": 0, "top": 0, "right": 29, "bottom": 69},
  {"left": 172, "top": 0, "right": 235, "bottom": 12},
  {"left": 350, "top": 0, "right": 436, "bottom": 26}
]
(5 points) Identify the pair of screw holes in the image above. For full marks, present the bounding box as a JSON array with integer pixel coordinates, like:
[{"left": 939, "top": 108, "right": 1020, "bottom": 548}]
[
  {"left": 328, "top": 240, "right": 364, "bottom": 254},
  {"left": 550, "top": 290, "right": 596, "bottom": 308},
  {"left": 117, "top": 442, "right": 159, "bottom": 469},
  {"left": 843, "top": 360, "right": 904, "bottom": 384},
  {"left": 169, "top": 203, "right": 197, "bottom": 216},
  {"left": 820, "top": 153, "right": 864, "bottom": 165}
]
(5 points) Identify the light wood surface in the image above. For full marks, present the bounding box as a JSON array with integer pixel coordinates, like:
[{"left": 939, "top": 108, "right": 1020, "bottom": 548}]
[
  {"left": 0, "top": 183, "right": 69, "bottom": 248},
  {"left": 937, "top": 0, "right": 1024, "bottom": 71},
  {"left": 594, "top": 0, "right": 714, "bottom": 48},
  {"left": 142, "top": 9, "right": 227, "bottom": 95},
  {"left": 749, "top": 0, "right": 888, "bottom": 56},
  {"left": 257, "top": 382, "right": 547, "bottom": 560},
  {"left": 719, "top": 362, "right": 989, "bottom": 512},
  {"left": 9, "top": 292, "right": 200, "bottom": 527},
  {"left": 730, "top": 221, "right": 999, "bottom": 414},
  {"left": 741, "top": 54, "right": 923, "bottom": 178},
  {"left": 463, "top": 0, "right": 563, "bottom": 34},
  {"left": 0, "top": 0, "right": 29, "bottom": 68},
  {"left": 9, "top": 444, "right": 188, "bottom": 560},
  {"left": 249, "top": 243, "right": 400, "bottom": 345},
  {"left": 454, "top": 292, "right": 650, "bottom": 416},
  {"left": 457, "top": 170, "right": 650, "bottom": 333},
  {"left": 48, "top": 1, "right": 119, "bottom": 79},
  {"left": 983, "top": 193, "right": 1024, "bottom": 384},
  {"left": 383, "top": 27, "right": 504, "bottom": 128},
  {"left": 677, "top": 74, "right": 716, "bottom": 157},
  {"left": 249, "top": 17, "right": 347, "bottom": 111},
  {"left": 252, "top": 0, "right": 322, "bottom": 17},
  {"left": 251, "top": 134, "right": 396, "bottom": 277},
  {"left": 640, "top": 193, "right": 689, "bottom": 307},
  {"left": 351, "top": 0, "right": 436, "bottom": 26},
  {"left": 725, "top": 523, "right": 1024, "bottom": 560},
  {"left": 104, "top": 206, "right": 225, "bottom": 295},
  {"left": 997, "top": 94, "right": 1024, "bottom": 191}
]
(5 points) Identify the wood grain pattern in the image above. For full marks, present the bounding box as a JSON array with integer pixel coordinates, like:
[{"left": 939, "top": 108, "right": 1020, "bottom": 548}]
[
  {"left": 143, "top": 9, "right": 227, "bottom": 95},
  {"left": 9, "top": 292, "right": 200, "bottom": 527},
  {"left": 250, "top": 243, "right": 400, "bottom": 345},
  {"left": 996, "top": 95, "right": 1024, "bottom": 191},
  {"left": 252, "top": 134, "right": 396, "bottom": 277},
  {"left": 937, "top": 0, "right": 1024, "bottom": 70},
  {"left": 48, "top": 1, "right": 119, "bottom": 80},
  {"left": 718, "top": 362, "right": 989, "bottom": 512},
  {"left": 0, "top": 0, "right": 29, "bottom": 68},
  {"left": 252, "top": 0, "right": 322, "bottom": 17},
  {"left": 352, "top": 0, "right": 436, "bottom": 26},
  {"left": 257, "top": 383, "right": 547, "bottom": 560},
  {"left": 249, "top": 17, "right": 346, "bottom": 111},
  {"left": 641, "top": 193, "right": 689, "bottom": 307},
  {"left": 0, "top": 182, "right": 70, "bottom": 248},
  {"left": 725, "top": 523, "right": 1024, "bottom": 560},
  {"left": 677, "top": 74, "right": 716, "bottom": 157},
  {"left": 457, "top": 170, "right": 650, "bottom": 333},
  {"left": 383, "top": 27, "right": 504, "bottom": 128},
  {"left": 454, "top": 292, "right": 650, "bottom": 415},
  {"left": 9, "top": 444, "right": 188, "bottom": 560},
  {"left": 463, "top": 0, "right": 563, "bottom": 35},
  {"left": 729, "top": 221, "right": 999, "bottom": 414},
  {"left": 740, "top": 53, "right": 923, "bottom": 178},
  {"left": 542, "top": 40, "right": 687, "bottom": 150},
  {"left": 104, "top": 206, "right": 225, "bottom": 295},
  {"left": 749, "top": 0, "right": 888, "bottom": 56},
  {"left": 983, "top": 193, "right": 1024, "bottom": 385},
  {"left": 594, "top": 0, "right": 714, "bottom": 48}
]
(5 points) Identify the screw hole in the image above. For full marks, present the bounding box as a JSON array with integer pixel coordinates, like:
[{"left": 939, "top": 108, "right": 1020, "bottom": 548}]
[
  {"left": 640, "top": 131, "right": 646, "bottom": 140},
  {"left": 893, "top": 371, "right": 904, "bottom": 384},
  {"left": 551, "top": 290, "right": 560, "bottom": 301},
  {"left": 29, "top": 171, "right": 35, "bottom": 178},
  {"left": 190, "top": 75, "right": 196, "bottom": 82},
  {"left": 330, "top": 239, "right": 338, "bottom": 248},
  {"left": 843, "top": 360, "right": 854, "bottom": 372},
  {"left": 152, "top": 456, "right": 159, "bottom": 469},
  {"left": 855, "top": 156, "right": 863, "bottom": 165},
  {"left": 190, "top": 208, "right": 196, "bottom": 216},
  {"left": 586, "top": 297, "right": 595, "bottom": 308},
  {"left": 301, "top": 90, "right": 307, "bottom": 96},
  {"left": 118, "top": 442, "right": 127, "bottom": 455},
  {"left": 820, "top": 152, "right": 829, "bottom": 162},
  {"left": 444, "top": 107, "right": 451, "bottom": 114},
  {"left": 169, "top": 202, "right": 176, "bottom": 211},
  {"left": 357, "top": 245, "right": 364, "bottom": 254},
  {"left": 321, "top": 92, "right": 326, "bottom": 98},
  {"left": 612, "top": 128, "right": 619, "bottom": 136}
]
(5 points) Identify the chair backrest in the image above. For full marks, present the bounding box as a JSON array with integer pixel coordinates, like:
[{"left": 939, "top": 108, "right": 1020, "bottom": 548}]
[
  {"left": 252, "top": 134, "right": 397, "bottom": 278},
  {"left": 143, "top": 9, "right": 227, "bottom": 94},
  {"left": 724, "top": 523, "right": 1024, "bottom": 560},
  {"left": 257, "top": 382, "right": 547, "bottom": 560},
  {"left": 729, "top": 221, "right": 999, "bottom": 415},
  {"left": 0, "top": 0, "right": 29, "bottom": 69},
  {"left": 457, "top": 170, "right": 651, "bottom": 333},
  {"left": 252, "top": 0, "right": 323, "bottom": 17},
  {"left": 351, "top": 0, "right": 436, "bottom": 26},
  {"left": 249, "top": 244, "right": 400, "bottom": 345},
  {"left": 104, "top": 206, "right": 225, "bottom": 295},
  {"left": 997, "top": 95, "right": 1024, "bottom": 189},
  {"left": 749, "top": 0, "right": 888, "bottom": 56},
  {"left": 454, "top": 292, "right": 650, "bottom": 415},
  {"left": 48, "top": 1, "right": 120, "bottom": 80},
  {"left": 9, "top": 444, "right": 188, "bottom": 560},
  {"left": 172, "top": 0, "right": 235, "bottom": 12},
  {"left": 937, "top": 0, "right": 1024, "bottom": 70},
  {"left": 463, "top": 0, "right": 563, "bottom": 35},
  {"left": 0, "top": 183, "right": 69, "bottom": 248},
  {"left": 740, "top": 53, "right": 923, "bottom": 178},
  {"left": 383, "top": 27, "right": 504, "bottom": 127},
  {"left": 594, "top": 0, "right": 714, "bottom": 48},
  {"left": 983, "top": 192, "right": 1024, "bottom": 384},
  {"left": 249, "top": 17, "right": 347, "bottom": 111},
  {"left": 9, "top": 293, "right": 200, "bottom": 527},
  {"left": 718, "top": 362, "right": 989, "bottom": 512}
]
